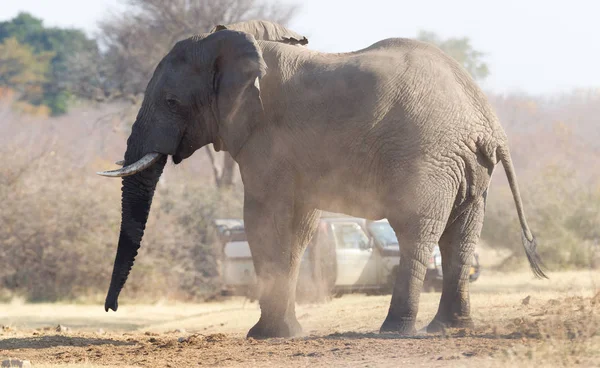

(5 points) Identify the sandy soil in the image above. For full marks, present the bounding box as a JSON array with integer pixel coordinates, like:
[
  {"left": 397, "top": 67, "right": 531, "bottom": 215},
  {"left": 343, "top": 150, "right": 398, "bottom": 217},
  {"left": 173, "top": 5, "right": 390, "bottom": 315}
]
[{"left": 1, "top": 270, "right": 598, "bottom": 367}]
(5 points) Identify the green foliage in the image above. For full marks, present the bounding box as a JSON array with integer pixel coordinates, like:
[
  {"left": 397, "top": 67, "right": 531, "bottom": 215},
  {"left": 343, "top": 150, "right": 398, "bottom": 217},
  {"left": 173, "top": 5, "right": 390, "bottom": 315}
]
[
  {"left": 41, "top": 90, "right": 70, "bottom": 115},
  {"left": 0, "top": 37, "right": 53, "bottom": 102},
  {"left": 416, "top": 30, "right": 490, "bottom": 82},
  {"left": 0, "top": 13, "right": 44, "bottom": 45},
  {"left": 0, "top": 12, "right": 98, "bottom": 115}
]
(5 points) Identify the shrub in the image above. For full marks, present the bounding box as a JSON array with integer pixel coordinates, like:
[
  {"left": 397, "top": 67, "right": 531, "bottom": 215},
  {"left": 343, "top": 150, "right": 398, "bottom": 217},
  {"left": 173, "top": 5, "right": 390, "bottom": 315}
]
[
  {"left": 0, "top": 141, "right": 244, "bottom": 302},
  {"left": 482, "top": 165, "right": 600, "bottom": 271}
]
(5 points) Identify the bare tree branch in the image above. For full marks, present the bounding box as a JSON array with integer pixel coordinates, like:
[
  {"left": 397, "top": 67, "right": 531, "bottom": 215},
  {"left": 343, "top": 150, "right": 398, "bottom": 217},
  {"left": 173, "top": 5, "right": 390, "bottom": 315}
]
[
  {"left": 204, "top": 145, "right": 224, "bottom": 187},
  {"left": 66, "top": 1, "right": 301, "bottom": 188}
]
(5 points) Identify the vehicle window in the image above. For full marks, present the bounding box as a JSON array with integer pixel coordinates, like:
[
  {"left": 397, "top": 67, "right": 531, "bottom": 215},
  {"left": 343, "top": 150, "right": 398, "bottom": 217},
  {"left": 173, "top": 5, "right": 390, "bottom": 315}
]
[
  {"left": 332, "top": 223, "right": 370, "bottom": 249},
  {"left": 368, "top": 221, "right": 399, "bottom": 248}
]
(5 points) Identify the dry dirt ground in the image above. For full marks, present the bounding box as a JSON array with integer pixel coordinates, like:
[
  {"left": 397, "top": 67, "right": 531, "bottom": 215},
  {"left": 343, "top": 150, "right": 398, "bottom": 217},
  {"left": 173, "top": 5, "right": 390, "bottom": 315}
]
[{"left": 1, "top": 270, "right": 598, "bottom": 367}]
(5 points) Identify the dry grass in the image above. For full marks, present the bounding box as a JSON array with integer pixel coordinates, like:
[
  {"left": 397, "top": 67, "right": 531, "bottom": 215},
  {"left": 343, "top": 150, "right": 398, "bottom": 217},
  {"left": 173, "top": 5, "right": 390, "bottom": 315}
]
[
  {"left": 33, "top": 366, "right": 133, "bottom": 368},
  {"left": 1, "top": 270, "right": 598, "bottom": 367}
]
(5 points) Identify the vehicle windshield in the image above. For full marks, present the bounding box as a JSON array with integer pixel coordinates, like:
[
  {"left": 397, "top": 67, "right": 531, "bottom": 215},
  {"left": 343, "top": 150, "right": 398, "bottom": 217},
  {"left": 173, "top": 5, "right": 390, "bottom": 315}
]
[
  {"left": 332, "top": 222, "right": 370, "bottom": 249},
  {"left": 368, "top": 221, "right": 398, "bottom": 248}
]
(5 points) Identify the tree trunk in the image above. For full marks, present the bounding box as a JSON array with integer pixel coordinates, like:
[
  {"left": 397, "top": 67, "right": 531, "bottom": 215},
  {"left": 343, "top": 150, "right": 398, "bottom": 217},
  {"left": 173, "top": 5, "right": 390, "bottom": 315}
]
[{"left": 205, "top": 145, "right": 237, "bottom": 188}]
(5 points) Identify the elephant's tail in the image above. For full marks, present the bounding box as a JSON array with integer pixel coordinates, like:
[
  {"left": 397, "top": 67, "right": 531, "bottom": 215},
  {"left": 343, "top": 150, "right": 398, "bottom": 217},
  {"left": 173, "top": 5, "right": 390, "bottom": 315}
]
[{"left": 497, "top": 145, "right": 548, "bottom": 279}]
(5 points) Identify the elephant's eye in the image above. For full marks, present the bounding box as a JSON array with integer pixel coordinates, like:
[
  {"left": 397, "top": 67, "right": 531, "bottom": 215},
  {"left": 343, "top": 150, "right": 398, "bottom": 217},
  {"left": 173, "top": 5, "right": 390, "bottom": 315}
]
[{"left": 166, "top": 97, "right": 180, "bottom": 110}]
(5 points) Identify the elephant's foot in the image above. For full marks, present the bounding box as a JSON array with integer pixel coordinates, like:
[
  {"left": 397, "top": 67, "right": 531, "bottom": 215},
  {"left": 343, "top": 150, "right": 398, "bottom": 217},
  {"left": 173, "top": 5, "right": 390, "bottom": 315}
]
[
  {"left": 247, "top": 317, "right": 303, "bottom": 339},
  {"left": 426, "top": 315, "right": 474, "bottom": 333},
  {"left": 379, "top": 316, "right": 416, "bottom": 335}
]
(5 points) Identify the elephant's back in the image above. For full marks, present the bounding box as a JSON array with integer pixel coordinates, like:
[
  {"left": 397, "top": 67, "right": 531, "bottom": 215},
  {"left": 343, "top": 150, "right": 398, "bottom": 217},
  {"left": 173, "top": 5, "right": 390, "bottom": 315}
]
[
  {"left": 365, "top": 41, "right": 503, "bottom": 149},
  {"left": 343, "top": 40, "right": 506, "bottom": 181},
  {"left": 347, "top": 37, "right": 430, "bottom": 55},
  {"left": 265, "top": 38, "right": 506, "bottom": 168}
]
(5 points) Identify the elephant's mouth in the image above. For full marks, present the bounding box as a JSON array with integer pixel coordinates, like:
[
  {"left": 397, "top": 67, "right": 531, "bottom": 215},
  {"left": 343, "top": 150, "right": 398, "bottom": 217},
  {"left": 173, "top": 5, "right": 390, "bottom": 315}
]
[
  {"left": 172, "top": 153, "right": 183, "bottom": 165},
  {"left": 172, "top": 131, "right": 206, "bottom": 165},
  {"left": 172, "top": 141, "right": 192, "bottom": 165},
  {"left": 171, "top": 131, "right": 188, "bottom": 165}
]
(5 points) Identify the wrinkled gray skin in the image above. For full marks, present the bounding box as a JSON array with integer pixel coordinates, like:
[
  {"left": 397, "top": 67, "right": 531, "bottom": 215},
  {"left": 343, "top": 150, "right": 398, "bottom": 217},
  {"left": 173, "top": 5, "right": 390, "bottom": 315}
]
[
  {"left": 103, "top": 21, "right": 547, "bottom": 339},
  {"left": 209, "top": 19, "right": 308, "bottom": 46}
]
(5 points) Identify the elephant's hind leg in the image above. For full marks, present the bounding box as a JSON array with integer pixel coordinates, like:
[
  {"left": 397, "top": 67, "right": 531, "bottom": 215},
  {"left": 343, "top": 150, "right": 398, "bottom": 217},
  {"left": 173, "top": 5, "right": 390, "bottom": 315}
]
[
  {"left": 427, "top": 197, "right": 485, "bottom": 333},
  {"left": 380, "top": 211, "right": 448, "bottom": 335},
  {"left": 244, "top": 188, "right": 320, "bottom": 339}
]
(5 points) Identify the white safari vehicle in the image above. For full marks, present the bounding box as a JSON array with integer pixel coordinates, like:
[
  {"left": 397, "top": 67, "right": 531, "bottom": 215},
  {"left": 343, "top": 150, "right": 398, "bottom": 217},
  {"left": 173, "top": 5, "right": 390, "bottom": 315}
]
[
  {"left": 213, "top": 214, "right": 480, "bottom": 298},
  {"left": 213, "top": 219, "right": 256, "bottom": 297}
]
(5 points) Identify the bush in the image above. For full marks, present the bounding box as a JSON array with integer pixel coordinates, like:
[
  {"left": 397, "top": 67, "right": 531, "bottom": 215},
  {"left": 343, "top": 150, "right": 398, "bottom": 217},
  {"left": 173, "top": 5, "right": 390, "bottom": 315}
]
[
  {"left": 0, "top": 154, "right": 120, "bottom": 301},
  {"left": 135, "top": 180, "right": 244, "bottom": 301},
  {"left": 0, "top": 141, "right": 244, "bottom": 302},
  {"left": 482, "top": 164, "right": 600, "bottom": 271}
]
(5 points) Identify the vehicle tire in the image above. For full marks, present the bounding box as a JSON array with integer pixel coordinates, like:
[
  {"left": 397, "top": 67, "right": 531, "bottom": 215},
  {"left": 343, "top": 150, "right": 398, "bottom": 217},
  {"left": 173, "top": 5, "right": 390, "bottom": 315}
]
[
  {"left": 244, "top": 285, "right": 258, "bottom": 302},
  {"left": 423, "top": 278, "right": 442, "bottom": 293},
  {"left": 386, "top": 266, "right": 399, "bottom": 294},
  {"left": 333, "top": 290, "right": 345, "bottom": 298},
  {"left": 221, "top": 289, "right": 233, "bottom": 297},
  {"left": 422, "top": 279, "right": 433, "bottom": 293}
]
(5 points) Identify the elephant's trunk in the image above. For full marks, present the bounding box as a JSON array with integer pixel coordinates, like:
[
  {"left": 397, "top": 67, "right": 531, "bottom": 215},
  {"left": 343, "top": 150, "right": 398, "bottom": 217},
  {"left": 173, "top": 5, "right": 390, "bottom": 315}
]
[{"left": 104, "top": 145, "right": 167, "bottom": 312}]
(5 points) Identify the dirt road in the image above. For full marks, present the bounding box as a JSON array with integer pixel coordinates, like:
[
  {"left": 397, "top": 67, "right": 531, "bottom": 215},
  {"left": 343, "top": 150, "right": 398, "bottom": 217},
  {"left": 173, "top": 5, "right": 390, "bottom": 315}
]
[{"left": 1, "top": 270, "right": 598, "bottom": 367}]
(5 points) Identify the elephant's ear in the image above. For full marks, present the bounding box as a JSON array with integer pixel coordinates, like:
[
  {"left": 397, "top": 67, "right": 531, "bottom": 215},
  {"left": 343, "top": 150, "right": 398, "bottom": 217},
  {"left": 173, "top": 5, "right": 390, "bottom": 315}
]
[
  {"left": 201, "top": 30, "right": 267, "bottom": 157},
  {"left": 210, "top": 24, "right": 227, "bottom": 32}
]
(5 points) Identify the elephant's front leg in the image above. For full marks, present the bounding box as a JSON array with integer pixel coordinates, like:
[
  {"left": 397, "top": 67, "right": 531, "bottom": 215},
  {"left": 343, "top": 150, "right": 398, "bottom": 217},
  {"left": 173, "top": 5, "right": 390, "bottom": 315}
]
[{"left": 243, "top": 188, "right": 319, "bottom": 339}]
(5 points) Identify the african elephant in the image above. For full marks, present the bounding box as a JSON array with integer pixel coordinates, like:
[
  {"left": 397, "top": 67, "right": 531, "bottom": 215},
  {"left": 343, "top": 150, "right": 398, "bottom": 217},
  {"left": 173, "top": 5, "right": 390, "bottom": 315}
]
[{"left": 98, "top": 21, "right": 547, "bottom": 339}]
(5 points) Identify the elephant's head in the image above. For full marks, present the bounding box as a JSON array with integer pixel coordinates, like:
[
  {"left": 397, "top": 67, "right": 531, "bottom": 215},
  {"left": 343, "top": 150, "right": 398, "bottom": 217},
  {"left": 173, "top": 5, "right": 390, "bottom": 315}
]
[{"left": 97, "top": 30, "right": 267, "bottom": 312}]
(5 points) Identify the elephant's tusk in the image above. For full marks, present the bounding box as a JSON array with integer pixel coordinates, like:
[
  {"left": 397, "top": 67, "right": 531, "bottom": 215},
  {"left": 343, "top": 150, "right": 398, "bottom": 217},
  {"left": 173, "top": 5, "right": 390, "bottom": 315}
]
[
  {"left": 115, "top": 160, "right": 125, "bottom": 166},
  {"left": 97, "top": 153, "right": 163, "bottom": 177}
]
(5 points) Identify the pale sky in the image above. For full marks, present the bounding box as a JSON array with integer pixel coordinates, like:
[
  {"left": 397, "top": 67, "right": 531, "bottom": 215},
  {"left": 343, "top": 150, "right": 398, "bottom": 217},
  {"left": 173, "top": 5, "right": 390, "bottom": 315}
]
[{"left": 1, "top": 0, "right": 598, "bottom": 95}]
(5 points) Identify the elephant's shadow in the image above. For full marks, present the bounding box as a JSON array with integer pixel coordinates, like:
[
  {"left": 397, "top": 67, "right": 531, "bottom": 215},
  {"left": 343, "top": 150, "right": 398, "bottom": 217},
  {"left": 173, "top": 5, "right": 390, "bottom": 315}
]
[
  {"left": 316, "top": 330, "right": 526, "bottom": 341},
  {"left": 0, "top": 335, "right": 136, "bottom": 350}
]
